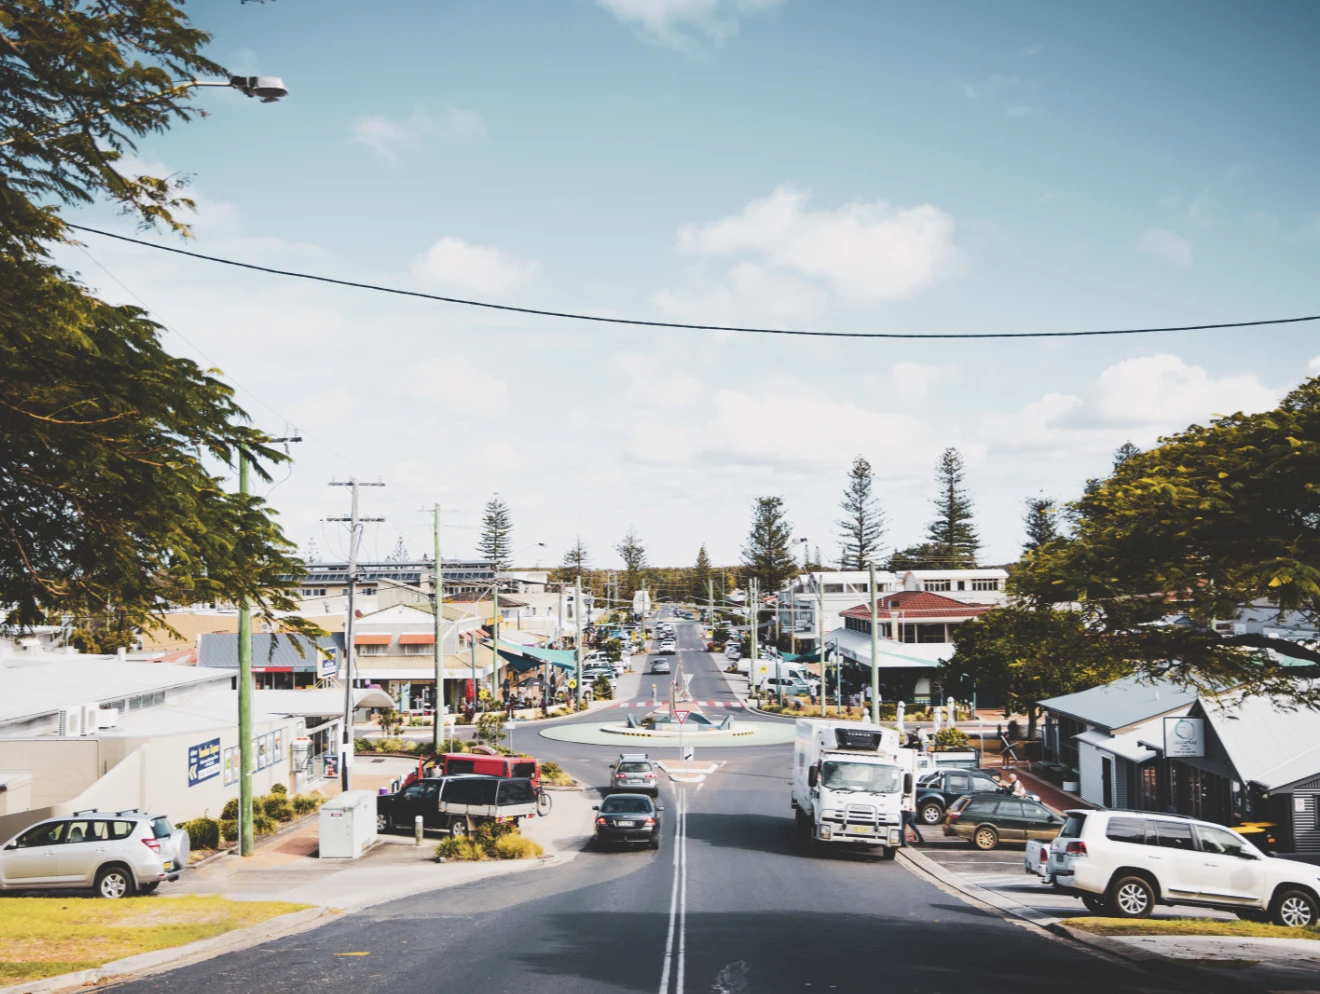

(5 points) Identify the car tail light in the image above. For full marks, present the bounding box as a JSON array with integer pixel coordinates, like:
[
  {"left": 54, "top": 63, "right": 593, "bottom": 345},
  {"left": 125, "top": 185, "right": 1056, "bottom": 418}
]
[
  {"left": 142, "top": 838, "right": 162, "bottom": 853},
  {"left": 596, "top": 817, "right": 607, "bottom": 826},
  {"left": 947, "top": 810, "right": 962, "bottom": 822},
  {"left": 644, "top": 818, "right": 655, "bottom": 825},
  {"left": 1065, "top": 840, "right": 1088, "bottom": 856},
  {"left": 1038, "top": 848, "right": 1048, "bottom": 863},
  {"left": 644, "top": 773, "right": 656, "bottom": 779}
]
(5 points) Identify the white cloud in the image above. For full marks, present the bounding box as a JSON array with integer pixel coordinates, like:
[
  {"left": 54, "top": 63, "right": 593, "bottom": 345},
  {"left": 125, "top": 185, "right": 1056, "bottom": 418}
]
[
  {"left": 891, "top": 361, "right": 945, "bottom": 403},
  {"left": 613, "top": 355, "right": 706, "bottom": 409},
  {"left": 653, "top": 261, "right": 829, "bottom": 327},
  {"left": 673, "top": 185, "right": 960, "bottom": 307},
  {"left": 1308, "top": 356, "right": 1320, "bottom": 374},
  {"left": 980, "top": 392, "right": 1086, "bottom": 454},
  {"left": 1137, "top": 227, "right": 1193, "bottom": 267},
  {"left": 395, "top": 356, "right": 509, "bottom": 414},
  {"left": 351, "top": 105, "right": 486, "bottom": 162},
  {"left": 1094, "top": 355, "right": 1277, "bottom": 426},
  {"left": 411, "top": 237, "right": 538, "bottom": 294},
  {"left": 597, "top": 0, "right": 783, "bottom": 51}
]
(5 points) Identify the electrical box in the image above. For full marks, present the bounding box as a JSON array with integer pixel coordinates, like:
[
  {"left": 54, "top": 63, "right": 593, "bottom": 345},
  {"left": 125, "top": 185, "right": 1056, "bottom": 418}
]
[{"left": 318, "top": 790, "right": 378, "bottom": 859}]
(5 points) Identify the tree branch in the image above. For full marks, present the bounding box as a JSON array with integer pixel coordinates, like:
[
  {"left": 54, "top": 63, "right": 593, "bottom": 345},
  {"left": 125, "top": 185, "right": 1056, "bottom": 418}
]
[{"left": 1222, "top": 632, "right": 1320, "bottom": 666}]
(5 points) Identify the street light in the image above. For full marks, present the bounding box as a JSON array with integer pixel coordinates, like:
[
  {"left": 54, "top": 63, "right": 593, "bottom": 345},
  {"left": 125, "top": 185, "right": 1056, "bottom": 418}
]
[{"left": 0, "top": 75, "right": 289, "bottom": 148}]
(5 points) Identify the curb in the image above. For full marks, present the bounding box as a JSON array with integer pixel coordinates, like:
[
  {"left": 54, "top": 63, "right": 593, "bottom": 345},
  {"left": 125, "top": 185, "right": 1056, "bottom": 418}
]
[
  {"left": 0, "top": 906, "right": 333, "bottom": 994},
  {"left": 897, "top": 848, "right": 1266, "bottom": 994}
]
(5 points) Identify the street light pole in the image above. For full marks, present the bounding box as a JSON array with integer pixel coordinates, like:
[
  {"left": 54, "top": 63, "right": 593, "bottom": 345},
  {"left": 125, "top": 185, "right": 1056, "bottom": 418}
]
[
  {"left": 432, "top": 503, "right": 444, "bottom": 753},
  {"left": 817, "top": 573, "right": 826, "bottom": 717},
  {"left": 575, "top": 576, "right": 584, "bottom": 710}
]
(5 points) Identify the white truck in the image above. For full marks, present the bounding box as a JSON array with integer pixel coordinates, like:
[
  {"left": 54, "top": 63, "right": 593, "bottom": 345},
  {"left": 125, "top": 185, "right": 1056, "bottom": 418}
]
[{"left": 791, "top": 719, "right": 917, "bottom": 859}]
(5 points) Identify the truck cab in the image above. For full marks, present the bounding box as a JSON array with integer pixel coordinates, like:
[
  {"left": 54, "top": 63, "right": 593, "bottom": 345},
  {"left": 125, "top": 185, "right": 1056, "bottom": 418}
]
[{"left": 791, "top": 720, "right": 916, "bottom": 859}]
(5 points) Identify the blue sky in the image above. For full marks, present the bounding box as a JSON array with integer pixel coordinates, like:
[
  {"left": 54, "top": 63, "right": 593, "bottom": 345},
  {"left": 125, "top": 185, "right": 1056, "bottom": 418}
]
[{"left": 62, "top": 0, "right": 1320, "bottom": 571}]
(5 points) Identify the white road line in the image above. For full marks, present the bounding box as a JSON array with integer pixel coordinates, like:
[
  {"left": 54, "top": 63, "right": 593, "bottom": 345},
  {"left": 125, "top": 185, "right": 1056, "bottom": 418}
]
[
  {"left": 678, "top": 783, "right": 688, "bottom": 994},
  {"left": 658, "top": 788, "right": 684, "bottom": 994}
]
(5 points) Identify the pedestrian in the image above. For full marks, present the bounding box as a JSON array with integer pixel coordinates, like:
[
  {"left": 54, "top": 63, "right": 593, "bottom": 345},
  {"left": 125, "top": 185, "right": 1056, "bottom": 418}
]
[
  {"left": 1007, "top": 772, "right": 1027, "bottom": 798},
  {"left": 903, "top": 806, "right": 924, "bottom": 845}
]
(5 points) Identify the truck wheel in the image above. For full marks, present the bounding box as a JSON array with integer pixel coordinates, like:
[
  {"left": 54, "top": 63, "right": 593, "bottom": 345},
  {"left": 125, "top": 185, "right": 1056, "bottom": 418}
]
[
  {"left": 919, "top": 801, "right": 944, "bottom": 825},
  {"left": 1107, "top": 875, "right": 1155, "bottom": 918},
  {"left": 1272, "top": 889, "right": 1318, "bottom": 928},
  {"left": 377, "top": 812, "right": 391, "bottom": 833},
  {"left": 879, "top": 846, "right": 896, "bottom": 861},
  {"left": 973, "top": 826, "right": 999, "bottom": 851},
  {"left": 1081, "top": 893, "right": 1106, "bottom": 914}
]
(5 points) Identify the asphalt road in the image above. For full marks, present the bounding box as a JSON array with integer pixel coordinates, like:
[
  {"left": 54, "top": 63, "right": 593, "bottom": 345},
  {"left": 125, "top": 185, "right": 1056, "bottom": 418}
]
[{"left": 122, "top": 616, "right": 1193, "bottom": 994}]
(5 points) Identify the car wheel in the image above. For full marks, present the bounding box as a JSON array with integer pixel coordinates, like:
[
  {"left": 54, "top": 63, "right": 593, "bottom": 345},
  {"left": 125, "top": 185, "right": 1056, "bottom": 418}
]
[
  {"left": 919, "top": 802, "right": 945, "bottom": 825},
  {"left": 973, "top": 826, "right": 999, "bottom": 851},
  {"left": 1107, "top": 875, "right": 1155, "bottom": 919},
  {"left": 1272, "top": 889, "right": 1319, "bottom": 928},
  {"left": 649, "top": 834, "right": 661, "bottom": 851},
  {"left": 449, "top": 818, "right": 471, "bottom": 839},
  {"left": 377, "top": 812, "right": 391, "bottom": 833},
  {"left": 1081, "top": 893, "right": 1106, "bottom": 914},
  {"left": 95, "top": 865, "right": 134, "bottom": 899}
]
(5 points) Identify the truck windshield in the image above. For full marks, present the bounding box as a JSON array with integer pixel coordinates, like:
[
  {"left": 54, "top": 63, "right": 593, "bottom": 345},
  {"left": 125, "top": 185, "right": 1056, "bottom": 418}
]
[{"left": 820, "top": 761, "right": 902, "bottom": 793}]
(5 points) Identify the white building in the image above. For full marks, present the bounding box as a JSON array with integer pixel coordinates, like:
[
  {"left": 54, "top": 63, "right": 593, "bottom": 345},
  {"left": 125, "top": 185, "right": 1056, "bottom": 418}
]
[{"left": 777, "top": 567, "right": 1008, "bottom": 640}]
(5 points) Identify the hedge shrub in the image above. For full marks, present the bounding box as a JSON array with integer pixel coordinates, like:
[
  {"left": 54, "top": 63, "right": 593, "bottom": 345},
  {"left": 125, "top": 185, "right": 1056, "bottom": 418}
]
[{"left": 178, "top": 816, "right": 220, "bottom": 850}]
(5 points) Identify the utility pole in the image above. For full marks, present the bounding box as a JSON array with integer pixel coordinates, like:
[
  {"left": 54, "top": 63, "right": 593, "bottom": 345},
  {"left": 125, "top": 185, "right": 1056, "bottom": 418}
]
[
  {"left": 869, "top": 562, "right": 880, "bottom": 726},
  {"left": 817, "top": 573, "right": 826, "bottom": 717},
  {"left": 706, "top": 578, "right": 714, "bottom": 635},
  {"left": 237, "top": 451, "right": 253, "bottom": 857},
  {"left": 749, "top": 577, "right": 759, "bottom": 705},
  {"left": 432, "top": 503, "right": 444, "bottom": 753},
  {"left": 575, "top": 576, "right": 584, "bottom": 709},
  {"left": 327, "top": 477, "right": 385, "bottom": 791},
  {"left": 238, "top": 434, "right": 299, "bottom": 857}
]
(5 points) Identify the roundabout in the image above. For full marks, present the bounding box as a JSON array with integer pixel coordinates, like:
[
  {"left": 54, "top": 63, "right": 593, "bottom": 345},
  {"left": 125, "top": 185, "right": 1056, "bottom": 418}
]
[{"left": 539, "top": 717, "right": 796, "bottom": 748}]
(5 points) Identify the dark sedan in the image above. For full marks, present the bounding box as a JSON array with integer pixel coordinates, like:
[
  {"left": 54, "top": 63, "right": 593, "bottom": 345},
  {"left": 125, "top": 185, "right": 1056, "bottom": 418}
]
[
  {"left": 915, "top": 768, "right": 1005, "bottom": 825},
  {"left": 943, "top": 794, "right": 1063, "bottom": 850},
  {"left": 593, "top": 793, "right": 664, "bottom": 849}
]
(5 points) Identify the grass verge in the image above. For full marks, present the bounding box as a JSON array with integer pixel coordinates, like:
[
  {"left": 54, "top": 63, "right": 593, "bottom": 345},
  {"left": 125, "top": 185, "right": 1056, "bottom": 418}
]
[
  {"left": 0, "top": 895, "right": 312, "bottom": 983},
  {"left": 1068, "top": 916, "right": 1320, "bottom": 941}
]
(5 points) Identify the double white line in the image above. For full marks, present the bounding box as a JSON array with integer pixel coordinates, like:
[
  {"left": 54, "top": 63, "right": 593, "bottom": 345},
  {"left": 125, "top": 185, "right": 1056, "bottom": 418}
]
[{"left": 658, "top": 787, "right": 689, "bottom": 994}]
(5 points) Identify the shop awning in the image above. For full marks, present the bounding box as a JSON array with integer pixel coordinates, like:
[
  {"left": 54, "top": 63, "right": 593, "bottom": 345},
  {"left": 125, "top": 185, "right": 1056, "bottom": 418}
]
[
  {"left": 398, "top": 633, "right": 435, "bottom": 645},
  {"left": 354, "top": 634, "right": 391, "bottom": 646},
  {"left": 491, "top": 640, "right": 579, "bottom": 672}
]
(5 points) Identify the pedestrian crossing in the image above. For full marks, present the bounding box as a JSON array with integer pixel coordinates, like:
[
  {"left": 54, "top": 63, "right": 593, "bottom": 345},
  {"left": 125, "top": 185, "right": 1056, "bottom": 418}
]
[{"left": 606, "top": 700, "right": 745, "bottom": 709}]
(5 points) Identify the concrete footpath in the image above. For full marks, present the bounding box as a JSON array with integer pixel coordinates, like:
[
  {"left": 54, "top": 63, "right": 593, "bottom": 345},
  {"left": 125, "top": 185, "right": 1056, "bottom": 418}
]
[{"left": 901, "top": 844, "right": 1320, "bottom": 993}]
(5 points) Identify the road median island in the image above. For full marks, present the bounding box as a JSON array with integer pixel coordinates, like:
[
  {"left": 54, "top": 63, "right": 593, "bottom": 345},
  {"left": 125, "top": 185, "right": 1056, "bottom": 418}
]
[{"left": 0, "top": 895, "right": 315, "bottom": 990}]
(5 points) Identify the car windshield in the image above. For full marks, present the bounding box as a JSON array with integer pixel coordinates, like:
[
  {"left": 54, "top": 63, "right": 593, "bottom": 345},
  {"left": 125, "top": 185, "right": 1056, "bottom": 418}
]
[
  {"left": 601, "top": 797, "right": 653, "bottom": 813},
  {"left": 618, "top": 762, "right": 651, "bottom": 773},
  {"left": 820, "top": 761, "right": 902, "bottom": 793}
]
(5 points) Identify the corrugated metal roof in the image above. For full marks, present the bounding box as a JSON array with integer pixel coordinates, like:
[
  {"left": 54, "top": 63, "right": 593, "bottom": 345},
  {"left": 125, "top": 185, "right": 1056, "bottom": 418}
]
[
  {"left": 1038, "top": 674, "right": 1199, "bottom": 731},
  {"left": 0, "top": 661, "right": 230, "bottom": 726},
  {"left": 827, "top": 627, "right": 945, "bottom": 669},
  {"left": 1201, "top": 691, "right": 1320, "bottom": 790},
  {"left": 198, "top": 633, "right": 342, "bottom": 671}
]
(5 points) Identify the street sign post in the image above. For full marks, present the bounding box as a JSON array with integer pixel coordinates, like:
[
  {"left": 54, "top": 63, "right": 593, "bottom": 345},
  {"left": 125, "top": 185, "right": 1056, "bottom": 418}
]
[{"left": 674, "top": 709, "right": 690, "bottom": 773}]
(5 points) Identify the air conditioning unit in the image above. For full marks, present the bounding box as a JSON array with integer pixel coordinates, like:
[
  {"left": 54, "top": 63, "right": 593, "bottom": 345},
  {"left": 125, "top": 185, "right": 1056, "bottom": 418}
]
[
  {"left": 97, "top": 708, "right": 120, "bottom": 728},
  {"left": 57, "top": 706, "right": 79, "bottom": 736},
  {"left": 80, "top": 702, "right": 100, "bottom": 735}
]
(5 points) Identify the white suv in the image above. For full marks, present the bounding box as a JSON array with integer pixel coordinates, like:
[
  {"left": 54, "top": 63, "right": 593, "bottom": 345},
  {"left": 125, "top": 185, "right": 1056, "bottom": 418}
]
[
  {"left": 1048, "top": 808, "right": 1320, "bottom": 927},
  {"left": 0, "top": 810, "right": 190, "bottom": 898}
]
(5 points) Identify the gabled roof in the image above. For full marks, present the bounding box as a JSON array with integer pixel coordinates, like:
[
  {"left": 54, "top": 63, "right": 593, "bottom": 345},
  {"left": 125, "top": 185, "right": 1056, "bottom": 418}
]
[
  {"left": 840, "top": 591, "right": 992, "bottom": 620},
  {"left": 1039, "top": 675, "right": 1199, "bottom": 731},
  {"left": 1197, "top": 690, "right": 1320, "bottom": 790}
]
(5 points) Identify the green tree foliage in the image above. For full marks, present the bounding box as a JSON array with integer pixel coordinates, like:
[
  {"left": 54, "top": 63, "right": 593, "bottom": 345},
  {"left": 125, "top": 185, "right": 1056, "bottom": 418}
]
[
  {"left": 944, "top": 606, "right": 1132, "bottom": 738},
  {"left": 615, "top": 526, "right": 648, "bottom": 599},
  {"left": 0, "top": 0, "right": 224, "bottom": 255},
  {"left": 1, "top": 258, "right": 314, "bottom": 640},
  {"left": 1022, "top": 496, "right": 1059, "bottom": 553},
  {"left": 836, "top": 455, "right": 885, "bottom": 569},
  {"left": 1112, "top": 440, "right": 1141, "bottom": 470},
  {"left": 1016, "top": 377, "right": 1320, "bottom": 701},
  {"left": 691, "top": 544, "right": 713, "bottom": 602},
  {"left": 743, "top": 496, "right": 797, "bottom": 594},
  {"left": 555, "top": 535, "right": 589, "bottom": 582},
  {"left": 925, "top": 447, "right": 979, "bottom": 566},
  {"left": 477, "top": 495, "right": 512, "bottom": 571}
]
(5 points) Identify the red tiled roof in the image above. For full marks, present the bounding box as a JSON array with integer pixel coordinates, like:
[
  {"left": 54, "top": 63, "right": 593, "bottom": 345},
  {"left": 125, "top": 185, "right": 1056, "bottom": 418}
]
[{"left": 840, "top": 590, "right": 992, "bottom": 620}]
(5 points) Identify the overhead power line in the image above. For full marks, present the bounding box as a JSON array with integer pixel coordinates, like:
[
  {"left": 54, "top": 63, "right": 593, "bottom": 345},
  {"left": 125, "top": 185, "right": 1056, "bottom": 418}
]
[{"left": 68, "top": 224, "right": 1320, "bottom": 341}]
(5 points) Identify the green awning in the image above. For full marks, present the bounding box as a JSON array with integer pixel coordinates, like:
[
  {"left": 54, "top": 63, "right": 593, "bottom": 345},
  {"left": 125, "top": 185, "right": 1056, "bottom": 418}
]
[{"left": 491, "top": 640, "right": 580, "bottom": 672}]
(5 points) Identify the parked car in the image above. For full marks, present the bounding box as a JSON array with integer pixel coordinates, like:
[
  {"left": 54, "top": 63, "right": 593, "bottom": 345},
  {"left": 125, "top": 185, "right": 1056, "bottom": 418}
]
[
  {"left": 593, "top": 793, "right": 664, "bottom": 849},
  {"left": 943, "top": 794, "right": 1064, "bottom": 850},
  {"left": 650, "top": 658, "right": 672, "bottom": 674},
  {"left": 916, "top": 768, "right": 1007, "bottom": 825},
  {"left": 658, "top": 643, "right": 677, "bottom": 656},
  {"left": 758, "top": 675, "right": 811, "bottom": 697},
  {"left": 377, "top": 775, "right": 538, "bottom": 837},
  {"left": 0, "top": 810, "right": 189, "bottom": 898},
  {"left": 1048, "top": 809, "right": 1320, "bottom": 925},
  {"left": 610, "top": 753, "right": 659, "bottom": 796}
]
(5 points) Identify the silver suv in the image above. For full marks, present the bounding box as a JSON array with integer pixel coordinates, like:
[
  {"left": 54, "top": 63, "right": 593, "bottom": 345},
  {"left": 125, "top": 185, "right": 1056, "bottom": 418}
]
[{"left": 0, "top": 810, "right": 190, "bottom": 898}]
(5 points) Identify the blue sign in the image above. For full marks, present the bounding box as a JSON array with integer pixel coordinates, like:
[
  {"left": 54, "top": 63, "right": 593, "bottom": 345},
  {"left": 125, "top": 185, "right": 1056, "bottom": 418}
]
[{"left": 188, "top": 737, "right": 221, "bottom": 787}]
